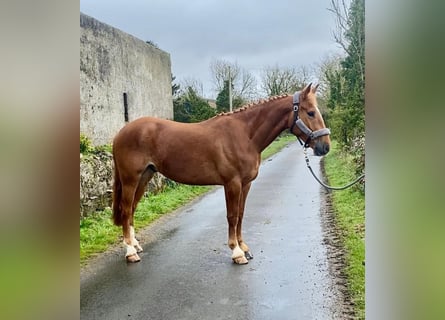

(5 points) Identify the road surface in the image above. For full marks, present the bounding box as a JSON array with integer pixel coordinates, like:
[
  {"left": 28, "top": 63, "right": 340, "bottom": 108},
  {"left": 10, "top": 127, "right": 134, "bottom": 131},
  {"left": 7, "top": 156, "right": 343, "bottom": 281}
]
[{"left": 81, "top": 142, "right": 345, "bottom": 319}]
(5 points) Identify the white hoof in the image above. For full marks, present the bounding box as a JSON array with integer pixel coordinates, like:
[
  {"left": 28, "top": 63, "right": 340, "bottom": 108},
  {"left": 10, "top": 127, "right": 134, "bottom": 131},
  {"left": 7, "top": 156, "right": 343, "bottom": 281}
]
[
  {"left": 232, "top": 246, "right": 248, "bottom": 264},
  {"left": 231, "top": 245, "right": 244, "bottom": 259},
  {"left": 233, "top": 255, "right": 249, "bottom": 265},
  {"left": 124, "top": 241, "right": 137, "bottom": 257},
  {"left": 126, "top": 253, "right": 141, "bottom": 263}
]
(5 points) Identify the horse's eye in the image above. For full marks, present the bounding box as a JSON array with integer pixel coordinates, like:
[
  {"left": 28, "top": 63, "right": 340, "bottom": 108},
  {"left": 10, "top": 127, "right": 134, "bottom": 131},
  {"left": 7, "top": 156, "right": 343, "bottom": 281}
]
[{"left": 307, "top": 111, "right": 315, "bottom": 117}]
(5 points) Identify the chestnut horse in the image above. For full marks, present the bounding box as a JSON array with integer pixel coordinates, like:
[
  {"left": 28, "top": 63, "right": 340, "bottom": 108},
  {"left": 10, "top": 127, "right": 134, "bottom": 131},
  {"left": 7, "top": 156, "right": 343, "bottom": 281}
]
[{"left": 112, "top": 83, "right": 330, "bottom": 264}]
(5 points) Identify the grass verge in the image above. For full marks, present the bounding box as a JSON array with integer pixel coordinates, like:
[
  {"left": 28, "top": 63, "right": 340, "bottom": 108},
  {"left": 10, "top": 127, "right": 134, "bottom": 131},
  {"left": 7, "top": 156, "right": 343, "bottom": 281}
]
[
  {"left": 80, "top": 134, "right": 295, "bottom": 265},
  {"left": 323, "top": 140, "right": 365, "bottom": 319},
  {"left": 261, "top": 134, "right": 295, "bottom": 160},
  {"left": 80, "top": 184, "right": 210, "bottom": 264}
]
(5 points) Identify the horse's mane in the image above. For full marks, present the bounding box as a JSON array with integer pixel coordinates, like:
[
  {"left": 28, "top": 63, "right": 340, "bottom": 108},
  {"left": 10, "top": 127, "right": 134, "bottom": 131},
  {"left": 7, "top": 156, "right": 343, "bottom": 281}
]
[{"left": 213, "top": 94, "right": 290, "bottom": 118}]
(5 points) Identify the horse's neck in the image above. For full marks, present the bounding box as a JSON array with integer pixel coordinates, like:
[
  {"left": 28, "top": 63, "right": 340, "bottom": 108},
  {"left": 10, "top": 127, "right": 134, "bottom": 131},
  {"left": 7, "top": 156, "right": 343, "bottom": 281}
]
[{"left": 247, "top": 98, "right": 292, "bottom": 152}]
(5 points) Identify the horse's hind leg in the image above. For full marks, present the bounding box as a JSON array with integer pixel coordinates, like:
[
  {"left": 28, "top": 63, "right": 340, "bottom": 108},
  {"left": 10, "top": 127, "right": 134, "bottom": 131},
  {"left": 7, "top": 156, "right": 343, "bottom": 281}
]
[
  {"left": 237, "top": 182, "right": 253, "bottom": 260},
  {"left": 129, "top": 167, "right": 155, "bottom": 254},
  {"left": 120, "top": 180, "right": 141, "bottom": 262}
]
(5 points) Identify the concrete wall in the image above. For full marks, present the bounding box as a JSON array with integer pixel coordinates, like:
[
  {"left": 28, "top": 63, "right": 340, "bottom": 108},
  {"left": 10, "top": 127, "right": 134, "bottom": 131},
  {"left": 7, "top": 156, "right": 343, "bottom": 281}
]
[{"left": 80, "top": 13, "right": 173, "bottom": 146}]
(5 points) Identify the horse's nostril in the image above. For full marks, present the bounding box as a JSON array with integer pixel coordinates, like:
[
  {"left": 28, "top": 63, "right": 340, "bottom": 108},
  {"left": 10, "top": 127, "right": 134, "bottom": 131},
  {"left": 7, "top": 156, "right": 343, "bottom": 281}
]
[{"left": 325, "top": 144, "right": 330, "bottom": 153}]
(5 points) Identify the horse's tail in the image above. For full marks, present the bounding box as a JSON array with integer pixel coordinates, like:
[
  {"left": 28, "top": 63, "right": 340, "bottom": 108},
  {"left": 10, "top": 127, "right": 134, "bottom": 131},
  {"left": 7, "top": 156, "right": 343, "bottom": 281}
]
[{"left": 112, "top": 159, "right": 123, "bottom": 226}]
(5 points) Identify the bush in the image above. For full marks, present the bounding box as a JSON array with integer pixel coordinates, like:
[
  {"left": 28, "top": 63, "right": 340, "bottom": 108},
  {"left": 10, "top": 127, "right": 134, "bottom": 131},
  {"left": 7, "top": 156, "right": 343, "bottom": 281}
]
[
  {"left": 92, "top": 144, "right": 112, "bottom": 154},
  {"left": 80, "top": 134, "right": 112, "bottom": 155},
  {"left": 344, "top": 133, "right": 365, "bottom": 193},
  {"left": 173, "top": 87, "right": 216, "bottom": 123},
  {"left": 80, "top": 134, "right": 93, "bottom": 154},
  {"left": 347, "top": 133, "right": 365, "bottom": 175}
]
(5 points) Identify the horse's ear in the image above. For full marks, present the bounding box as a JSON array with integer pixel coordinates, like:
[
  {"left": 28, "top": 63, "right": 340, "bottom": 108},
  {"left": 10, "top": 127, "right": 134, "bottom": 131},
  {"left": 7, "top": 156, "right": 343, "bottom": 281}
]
[
  {"left": 311, "top": 83, "right": 319, "bottom": 93},
  {"left": 301, "top": 83, "right": 312, "bottom": 99}
]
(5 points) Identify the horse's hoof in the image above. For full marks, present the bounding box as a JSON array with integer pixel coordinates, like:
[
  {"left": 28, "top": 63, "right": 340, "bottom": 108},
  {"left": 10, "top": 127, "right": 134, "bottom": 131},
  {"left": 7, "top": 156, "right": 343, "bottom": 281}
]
[
  {"left": 126, "top": 253, "right": 141, "bottom": 263},
  {"left": 244, "top": 251, "right": 253, "bottom": 260},
  {"left": 233, "top": 255, "right": 249, "bottom": 265},
  {"left": 135, "top": 245, "right": 143, "bottom": 253}
]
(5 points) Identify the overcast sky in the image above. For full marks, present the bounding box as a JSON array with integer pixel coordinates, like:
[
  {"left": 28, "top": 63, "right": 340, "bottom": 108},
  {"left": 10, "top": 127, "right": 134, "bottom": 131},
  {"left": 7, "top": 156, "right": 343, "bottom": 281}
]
[{"left": 80, "top": 0, "right": 344, "bottom": 98}]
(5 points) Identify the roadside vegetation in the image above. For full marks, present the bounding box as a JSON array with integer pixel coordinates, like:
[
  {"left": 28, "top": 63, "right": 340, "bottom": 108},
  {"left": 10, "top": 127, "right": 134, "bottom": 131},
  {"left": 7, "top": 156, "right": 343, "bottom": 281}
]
[
  {"left": 322, "top": 2, "right": 365, "bottom": 317},
  {"left": 323, "top": 140, "right": 365, "bottom": 319},
  {"left": 80, "top": 134, "right": 295, "bottom": 265},
  {"left": 80, "top": 184, "right": 210, "bottom": 264},
  {"left": 82, "top": 2, "right": 365, "bottom": 316}
]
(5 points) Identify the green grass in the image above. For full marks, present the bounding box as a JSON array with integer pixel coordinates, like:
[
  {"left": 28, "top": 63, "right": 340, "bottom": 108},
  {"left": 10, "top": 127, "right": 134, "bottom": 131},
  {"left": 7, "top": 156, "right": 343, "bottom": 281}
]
[
  {"left": 323, "top": 141, "right": 365, "bottom": 319},
  {"left": 80, "top": 184, "right": 210, "bottom": 264},
  {"left": 80, "top": 134, "right": 295, "bottom": 265},
  {"left": 261, "top": 133, "right": 295, "bottom": 160}
]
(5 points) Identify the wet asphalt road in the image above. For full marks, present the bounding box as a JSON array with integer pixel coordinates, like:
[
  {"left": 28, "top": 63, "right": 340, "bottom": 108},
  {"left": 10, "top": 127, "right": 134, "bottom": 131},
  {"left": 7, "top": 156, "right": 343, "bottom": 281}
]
[{"left": 80, "top": 142, "right": 342, "bottom": 320}]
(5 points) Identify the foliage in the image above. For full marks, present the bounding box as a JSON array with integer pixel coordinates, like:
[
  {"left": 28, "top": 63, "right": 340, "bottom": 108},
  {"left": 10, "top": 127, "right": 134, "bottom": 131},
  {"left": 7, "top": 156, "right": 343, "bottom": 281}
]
[
  {"left": 173, "top": 86, "right": 216, "bottom": 123},
  {"left": 215, "top": 80, "right": 245, "bottom": 113},
  {"left": 92, "top": 144, "right": 112, "bottom": 154},
  {"left": 346, "top": 133, "right": 365, "bottom": 183},
  {"left": 145, "top": 40, "right": 159, "bottom": 49},
  {"left": 171, "top": 74, "right": 180, "bottom": 96},
  {"left": 324, "top": 0, "right": 365, "bottom": 178},
  {"left": 323, "top": 141, "right": 365, "bottom": 319},
  {"left": 80, "top": 134, "right": 93, "bottom": 154},
  {"left": 80, "top": 134, "right": 112, "bottom": 155}
]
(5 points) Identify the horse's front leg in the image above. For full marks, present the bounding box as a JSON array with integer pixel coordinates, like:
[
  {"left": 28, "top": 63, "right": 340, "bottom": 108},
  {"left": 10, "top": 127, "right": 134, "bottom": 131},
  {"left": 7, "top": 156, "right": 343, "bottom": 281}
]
[
  {"left": 224, "top": 180, "right": 248, "bottom": 265},
  {"left": 129, "top": 225, "right": 143, "bottom": 253}
]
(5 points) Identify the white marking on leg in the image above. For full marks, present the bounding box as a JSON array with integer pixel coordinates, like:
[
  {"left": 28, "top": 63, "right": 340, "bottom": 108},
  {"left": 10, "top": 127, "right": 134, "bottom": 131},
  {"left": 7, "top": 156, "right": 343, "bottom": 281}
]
[
  {"left": 231, "top": 245, "right": 244, "bottom": 259},
  {"left": 124, "top": 240, "right": 138, "bottom": 257},
  {"left": 130, "top": 226, "right": 143, "bottom": 252}
]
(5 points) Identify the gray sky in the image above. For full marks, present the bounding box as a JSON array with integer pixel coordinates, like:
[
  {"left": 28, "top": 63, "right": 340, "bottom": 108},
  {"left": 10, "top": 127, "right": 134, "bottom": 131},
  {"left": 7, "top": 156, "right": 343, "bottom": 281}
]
[{"left": 80, "top": 0, "right": 343, "bottom": 98}]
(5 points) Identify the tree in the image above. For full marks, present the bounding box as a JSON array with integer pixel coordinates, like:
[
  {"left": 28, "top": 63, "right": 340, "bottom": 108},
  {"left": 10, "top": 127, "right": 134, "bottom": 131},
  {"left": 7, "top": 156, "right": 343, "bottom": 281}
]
[
  {"left": 325, "top": 0, "right": 365, "bottom": 145},
  {"left": 260, "top": 65, "right": 312, "bottom": 96},
  {"left": 328, "top": 0, "right": 364, "bottom": 107},
  {"left": 317, "top": 55, "right": 346, "bottom": 110},
  {"left": 341, "top": 0, "right": 365, "bottom": 105},
  {"left": 215, "top": 80, "right": 244, "bottom": 113},
  {"left": 171, "top": 74, "right": 180, "bottom": 97},
  {"left": 180, "top": 77, "right": 204, "bottom": 97},
  {"left": 173, "top": 87, "right": 216, "bottom": 123},
  {"left": 210, "top": 59, "right": 257, "bottom": 101}
]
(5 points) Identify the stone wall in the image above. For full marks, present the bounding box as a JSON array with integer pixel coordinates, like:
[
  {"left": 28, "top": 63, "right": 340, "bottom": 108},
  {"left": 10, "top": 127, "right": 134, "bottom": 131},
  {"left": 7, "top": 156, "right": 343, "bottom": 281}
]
[
  {"left": 80, "top": 13, "right": 173, "bottom": 146},
  {"left": 80, "top": 152, "right": 113, "bottom": 218},
  {"left": 80, "top": 151, "right": 169, "bottom": 218}
]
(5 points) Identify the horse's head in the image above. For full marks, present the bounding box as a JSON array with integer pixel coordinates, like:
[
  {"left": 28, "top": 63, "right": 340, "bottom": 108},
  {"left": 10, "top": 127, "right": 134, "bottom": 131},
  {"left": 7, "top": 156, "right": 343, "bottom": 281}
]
[{"left": 289, "top": 83, "right": 331, "bottom": 156}]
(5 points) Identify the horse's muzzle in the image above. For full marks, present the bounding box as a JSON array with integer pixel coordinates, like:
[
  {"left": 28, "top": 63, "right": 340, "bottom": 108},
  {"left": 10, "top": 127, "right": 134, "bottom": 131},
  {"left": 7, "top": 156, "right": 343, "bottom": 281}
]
[{"left": 313, "top": 140, "right": 330, "bottom": 156}]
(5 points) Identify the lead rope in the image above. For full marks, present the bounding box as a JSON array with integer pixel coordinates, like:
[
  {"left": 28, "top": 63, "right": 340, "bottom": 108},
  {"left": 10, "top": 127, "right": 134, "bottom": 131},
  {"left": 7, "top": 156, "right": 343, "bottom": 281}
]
[{"left": 303, "top": 147, "right": 365, "bottom": 191}]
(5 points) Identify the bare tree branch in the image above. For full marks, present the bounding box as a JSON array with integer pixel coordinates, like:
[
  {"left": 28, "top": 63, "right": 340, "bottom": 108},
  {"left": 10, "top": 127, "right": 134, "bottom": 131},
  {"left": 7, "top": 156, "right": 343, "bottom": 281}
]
[
  {"left": 328, "top": 0, "right": 351, "bottom": 54},
  {"left": 210, "top": 58, "right": 257, "bottom": 100},
  {"left": 181, "top": 77, "right": 204, "bottom": 97},
  {"left": 260, "top": 65, "right": 313, "bottom": 97}
]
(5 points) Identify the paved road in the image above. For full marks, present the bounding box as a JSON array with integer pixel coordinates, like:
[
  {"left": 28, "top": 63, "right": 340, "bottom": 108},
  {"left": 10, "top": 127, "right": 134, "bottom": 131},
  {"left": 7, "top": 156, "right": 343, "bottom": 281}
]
[{"left": 81, "top": 142, "right": 343, "bottom": 320}]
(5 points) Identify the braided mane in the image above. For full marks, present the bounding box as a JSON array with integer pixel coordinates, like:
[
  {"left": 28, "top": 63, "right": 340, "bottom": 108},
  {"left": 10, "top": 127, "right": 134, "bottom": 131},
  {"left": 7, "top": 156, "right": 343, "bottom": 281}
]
[{"left": 214, "top": 94, "right": 290, "bottom": 117}]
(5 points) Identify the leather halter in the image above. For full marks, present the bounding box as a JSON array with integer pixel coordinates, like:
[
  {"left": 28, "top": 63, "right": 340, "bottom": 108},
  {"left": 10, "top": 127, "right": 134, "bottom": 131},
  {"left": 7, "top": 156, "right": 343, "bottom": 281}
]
[{"left": 289, "top": 91, "right": 331, "bottom": 147}]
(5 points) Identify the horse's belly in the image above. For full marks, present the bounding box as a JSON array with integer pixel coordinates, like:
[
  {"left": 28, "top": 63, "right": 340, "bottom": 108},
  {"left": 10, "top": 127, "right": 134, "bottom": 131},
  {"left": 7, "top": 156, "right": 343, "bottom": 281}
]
[{"left": 158, "top": 160, "right": 223, "bottom": 186}]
